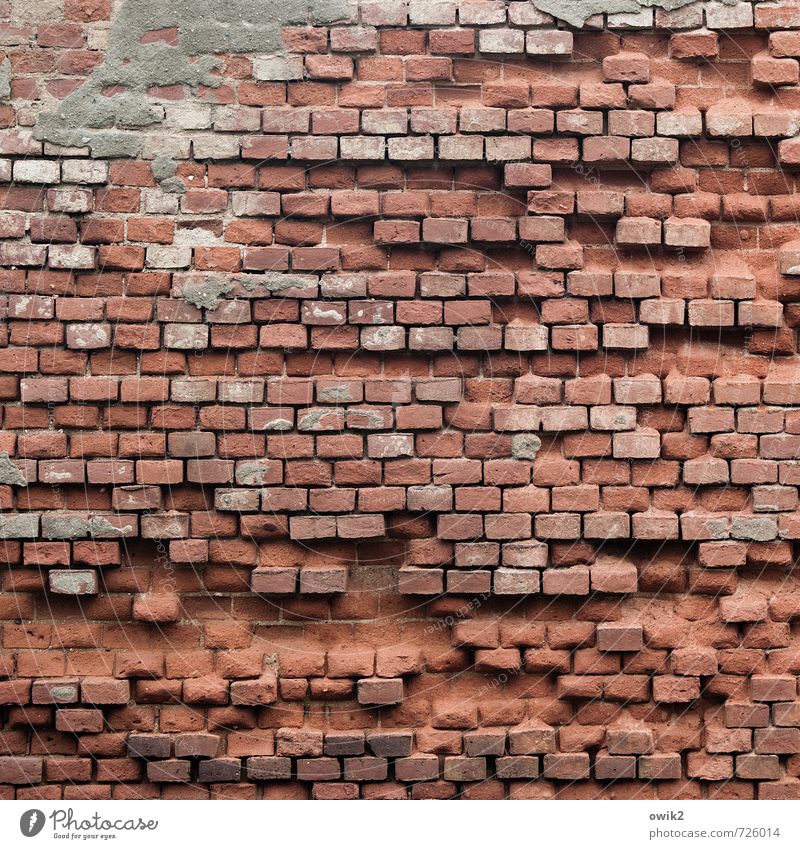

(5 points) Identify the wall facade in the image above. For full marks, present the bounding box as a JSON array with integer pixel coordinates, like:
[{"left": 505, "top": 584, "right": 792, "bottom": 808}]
[{"left": 1, "top": 0, "right": 800, "bottom": 799}]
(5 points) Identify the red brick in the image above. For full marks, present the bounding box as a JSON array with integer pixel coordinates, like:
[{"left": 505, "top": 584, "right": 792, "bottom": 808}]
[{"left": 0, "top": 6, "right": 797, "bottom": 802}]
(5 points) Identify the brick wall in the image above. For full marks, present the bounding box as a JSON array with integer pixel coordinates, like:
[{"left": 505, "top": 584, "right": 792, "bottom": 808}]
[{"left": 1, "top": 0, "right": 800, "bottom": 800}]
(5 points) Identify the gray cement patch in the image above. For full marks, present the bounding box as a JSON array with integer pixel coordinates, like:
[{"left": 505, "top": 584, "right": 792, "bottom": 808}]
[
  {"left": 0, "top": 60, "right": 12, "bottom": 102},
  {"left": 33, "top": 0, "right": 352, "bottom": 155},
  {"left": 180, "top": 278, "right": 234, "bottom": 310},
  {"left": 532, "top": 0, "right": 723, "bottom": 26},
  {"left": 152, "top": 154, "right": 186, "bottom": 194},
  {"left": 0, "top": 452, "right": 27, "bottom": 486},
  {"left": 32, "top": 0, "right": 740, "bottom": 153}
]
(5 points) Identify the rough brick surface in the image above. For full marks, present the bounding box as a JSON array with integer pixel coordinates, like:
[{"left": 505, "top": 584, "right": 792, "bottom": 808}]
[{"left": 0, "top": 0, "right": 800, "bottom": 802}]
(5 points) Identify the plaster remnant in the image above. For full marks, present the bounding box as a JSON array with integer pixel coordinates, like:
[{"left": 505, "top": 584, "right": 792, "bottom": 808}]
[
  {"left": 240, "top": 273, "right": 317, "bottom": 293},
  {"left": 49, "top": 569, "right": 99, "bottom": 596},
  {"left": 351, "top": 410, "right": 385, "bottom": 428},
  {"left": 309, "top": 306, "right": 345, "bottom": 322},
  {"left": 0, "top": 452, "right": 27, "bottom": 486},
  {"left": 151, "top": 517, "right": 186, "bottom": 537},
  {"left": 512, "top": 434, "right": 542, "bottom": 460},
  {"left": 41, "top": 516, "right": 88, "bottom": 540},
  {"left": 152, "top": 155, "right": 185, "bottom": 194},
  {"left": 181, "top": 278, "right": 234, "bottom": 310},
  {"left": 50, "top": 686, "right": 78, "bottom": 701},
  {"left": 89, "top": 516, "right": 135, "bottom": 538},
  {"left": 298, "top": 408, "right": 340, "bottom": 430},
  {"left": 531, "top": 0, "right": 732, "bottom": 27},
  {"left": 0, "top": 514, "right": 38, "bottom": 539},
  {"left": 318, "top": 387, "right": 354, "bottom": 403},
  {"left": 367, "top": 328, "right": 399, "bottom": 346},
  {"left": 12, "top": 0, "right": 63, "bottom": 23},
  {"left": 235, "top": 463, "right": 272, "bottom": 485},
  {"left": 260, "top": 418, "right": 294, "bottom": 432},
  {"left": 33, "top": 0, "right": 352, "bottom": 155},
  {"left": 174, "top": 227, "right": 223, "bottom": 247},
  {"left": 253, "top": 55, "right": 305, "bottom": 81},
  {"left": 0, "top": 60, "right": 12, "bottom": 102}
]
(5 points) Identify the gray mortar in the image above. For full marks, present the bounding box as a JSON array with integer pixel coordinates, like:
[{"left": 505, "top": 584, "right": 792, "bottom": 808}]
[
  {"left": 235, "top": 463, "right": 272, "bottom": 485},
  {"left": 12, "top": 0, "right": 63, "bottom": 24},
  {"left": 731, "top": 516, "right": 777, "bottom": 542},
  {"left": 318, "top": 386, "right": 354, "bottom": 403},
  {"left": 298, "top": 408, "right": 337, "bottom": 430},
  {"left": 33, "top": 0, "right": 352, "bottom": 155},
  {"left": 0, "top": 514, "right": 38, "bottom": 538},
  {"left": 177, "top": 274, "right": 316, "bottom": 308},
  {"left": 89, "top": 516, "right": 135, "bottom": 538},
  {"left": 181, "top": 278, "right": 234, "bottom": 310},
  {"left": 351, "top": 410, "right": 386, "bottom": 428},
  {"left": 259, "top": 418, "right": 294, "bottom": 431},
  {"left": 41, "top": 515, "right": 88, "bottom": 540},
  {"left": 531, "top": 0, "right": 733, "bottom": 26},
  {"left": 152, "top": 154, "right": 186, "bottom": 194},
  {"left": 512, "top": 434, "right": 542, "bottom": 461},
  {"left": 240, "top": 273, "right": 317, "bottom": 293},
  {"left": 0, "top": 452, "right": 27, "bottom": 486},
  {"left": 33, "top": 0, "right": 727, "bottom": 154},
  {"left": 50, "top": 684, "right": 79, "bottom": 699},
  {"left": 0, "top": 60, "right": 11, "bottom": 102},
  {"left": 32, "top": 0, "right": 740, "bottom": 155},
  {"left": 49, "top": 570, "right": 98, "bottom": 596}
]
